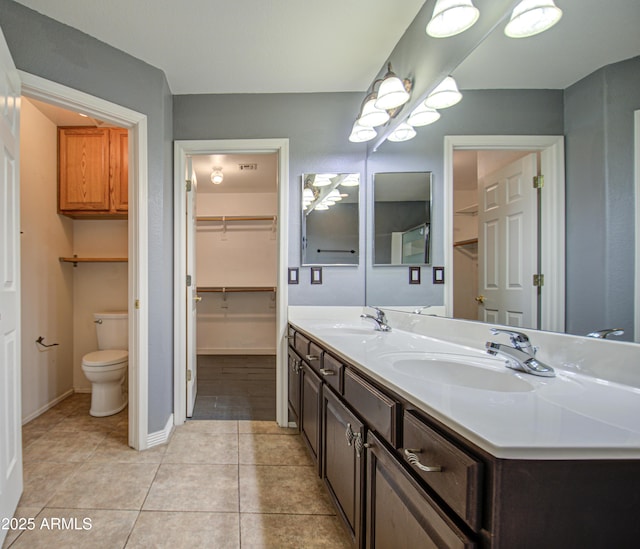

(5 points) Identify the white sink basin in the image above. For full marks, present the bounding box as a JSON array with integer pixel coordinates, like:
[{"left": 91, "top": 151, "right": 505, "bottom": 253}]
[{"left": 381, "top": 352, "right": 535, "bottom": 393}]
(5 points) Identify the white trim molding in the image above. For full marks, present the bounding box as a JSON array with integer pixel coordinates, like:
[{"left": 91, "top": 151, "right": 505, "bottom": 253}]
[
  {"left": 635, "top": 110, "right": 640, "bottom": 342},
  {"left": 147, "top": 413, "right": 174, "bottom": 448},
  {"left": 173, "top": 139, "right": 290, "bottom": 427},
  {"left": 19, "top": 71, "right": 149, "bottom": 450},
  {"left": 443, "top": 135, "right": 565, "bottom": 333}
]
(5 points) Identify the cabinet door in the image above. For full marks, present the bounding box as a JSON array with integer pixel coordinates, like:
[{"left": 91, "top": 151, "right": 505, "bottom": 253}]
[
  {"left": 322, "top": 387, "right": 364, "bottom": 547},
  {"left": 58, "top": 127, "right": 110, "bottom": 212},
  {"left": 300, "top": 362, "right": 322, "bottom": 472},
  {"left": 287, "top": 349, "right": 302, "bottom": 425},
  {"left": 110, "top": 128, "right": 128, "bottom": 212},
  {"left": 365, "top": 432, "right": 476, "bottom": 549}
]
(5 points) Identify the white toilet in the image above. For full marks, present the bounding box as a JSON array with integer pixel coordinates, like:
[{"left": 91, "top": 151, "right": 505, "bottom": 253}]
[{"left": 81, "top": 312, "right": 128, "bottom": 417}]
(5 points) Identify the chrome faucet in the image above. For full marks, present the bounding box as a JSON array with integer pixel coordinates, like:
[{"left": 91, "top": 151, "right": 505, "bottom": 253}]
[
  {"left": 586, "top": 328, "right": 624, "bottom": 339},
  {"left": 485, "top": 328, "right": 555, "bottom": 377},
  {"left": 361, "top": 307, "right": 391, "bottom": 332}
]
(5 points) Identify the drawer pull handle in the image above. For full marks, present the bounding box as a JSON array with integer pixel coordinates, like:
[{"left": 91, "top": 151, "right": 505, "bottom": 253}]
[
  {"left": 285, "top": 335, "right": 294, "bottom": 341},
  {"left": 320, "top": 368, "right": 335, "bottom": 376},
  {"left": 345, "top": 423, "right": 355, "bottom": 446},
  {"left": 291, "top": 359, "right": 300, "bottom": 373},
  {"left": 404, "top": 449, "right": 442, "bottom": 473},
  {"left": 306, "top": 354, "right": 320, "bottom": 362}
]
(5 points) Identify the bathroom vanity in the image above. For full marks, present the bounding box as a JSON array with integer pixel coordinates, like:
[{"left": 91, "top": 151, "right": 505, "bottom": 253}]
[{"left": 287, "top": 307, "right": 640, "bottom": 549}]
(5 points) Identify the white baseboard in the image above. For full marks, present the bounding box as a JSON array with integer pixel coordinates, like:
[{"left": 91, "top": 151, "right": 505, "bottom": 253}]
[
  {"left": 22, "top": 389, "right": 74, "bottom": 425},
  {"left": 197, "top": 348, "right": 276, "bottom": 355},
  {"left": 147, "top": 413, "right": 174, "bottom": 448}
]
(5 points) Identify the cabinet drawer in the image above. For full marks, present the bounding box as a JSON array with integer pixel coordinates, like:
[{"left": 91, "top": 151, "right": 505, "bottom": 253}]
[
  {"left": 294, "top": 332, "right": 310, "bottom": 357},
  {"left": 319, "top": 352, "right": 343, "bottom": 393},
  {"left": 403, "top": 410, "right": 482, "bottom": 531},
  {"left": 343, "top": 368, "right": 399, "bottom": 447}
]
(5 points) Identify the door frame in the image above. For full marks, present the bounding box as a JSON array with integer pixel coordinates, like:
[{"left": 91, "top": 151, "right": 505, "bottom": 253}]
[
  {"left": 173, "top": 138, "right": 290, "bottom": 426},
  {"left": 443, "top": 135, "right": 565, "bottom": 333},
  {"left": 20, "top": 71, "right": 149, "bottom": 450}
]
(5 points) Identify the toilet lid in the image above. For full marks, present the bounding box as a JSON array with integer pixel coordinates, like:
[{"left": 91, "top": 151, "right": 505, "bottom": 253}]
[{"left": 83, "top": 349, "right": 128, "bottom": 366}]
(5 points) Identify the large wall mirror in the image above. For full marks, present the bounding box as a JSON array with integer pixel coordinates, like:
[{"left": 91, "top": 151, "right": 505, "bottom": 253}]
[
  {"left": 373, "top": 172, "right": 432, "bottom": 266},
  {"left": 301, "top": 173, "right": 360, "bottom": 266}
]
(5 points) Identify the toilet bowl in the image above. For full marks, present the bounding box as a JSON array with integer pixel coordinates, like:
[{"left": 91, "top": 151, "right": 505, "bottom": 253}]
[{"left": 81, "top": 312, "right": 128, "bottom": 417}]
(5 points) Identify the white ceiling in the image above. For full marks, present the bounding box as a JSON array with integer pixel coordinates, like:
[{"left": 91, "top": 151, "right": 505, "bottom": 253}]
[{"left": 13, "top": 0, "right": 640, "bottom": 94}]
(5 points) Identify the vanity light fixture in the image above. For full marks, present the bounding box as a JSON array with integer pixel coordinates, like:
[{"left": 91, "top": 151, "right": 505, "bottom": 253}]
[
  {"left": 387, "top": 122, "right": 417, "bottom": 142},
  {"left": 407, "top": 103, "right": 441, "bottom": 127},
  {"left": 425, "top": 76, "right": 462, "bottom": 109},
  {"left": 426, "top": 0, "right": 480, "bottom": 38},
  {"left": 311, "top": 174, "right": 336, "bottom": 187},
  {"left": 357, "top": 94, "right": 390, "bottom": 127},
  {"left": 504, "top": 0, "right": 563, "bottom": 38},
  {"left": 374, "top": 63, "right": 411, "bottom": 110},
  {"left": 348, "top": 122, "right": 377, "bottom": 143},
  {"left": 210, "top": 167, "right": 223, "bottom": 185}
]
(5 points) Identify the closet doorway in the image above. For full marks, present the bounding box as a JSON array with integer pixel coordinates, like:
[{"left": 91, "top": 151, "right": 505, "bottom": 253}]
[
  {"left": 192, "top": 153, "right": 278, "bottom": 420},
  {"left": 174, "top": 139, "right": 290, "bottom": 427}
]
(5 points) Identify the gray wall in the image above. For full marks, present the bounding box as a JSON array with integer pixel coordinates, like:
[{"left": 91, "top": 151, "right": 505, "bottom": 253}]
[
  {"left": 0, "top": 0, "right": 174, "bottom": 432},
  {"left": 565, "top": 55, "right": 640, "bottom": 338},
  {"left": 173, "top": 93, "right": 367, "bottom": 305},
  {"left": 366, "top": 89, "right": 564, "bottom": 307}
]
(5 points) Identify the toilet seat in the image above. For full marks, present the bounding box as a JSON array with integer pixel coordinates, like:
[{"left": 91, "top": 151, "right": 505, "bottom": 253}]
[{"left": 82, "top": 349, "right": 128, "bottom": 367}]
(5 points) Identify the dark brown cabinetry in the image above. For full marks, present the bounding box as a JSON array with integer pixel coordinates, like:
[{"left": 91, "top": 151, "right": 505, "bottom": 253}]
[
  {"left": 287, "top": 324, "right": 640, "bottom": 549},
  {"left": 287, "top": 348, "right": 302, "bottom": 424},
  {"left": 322, "top": 386, "right": 364, "bottom": 547},
  {"left": 58, "top": 127, "right": 128, "bottom": 218}
]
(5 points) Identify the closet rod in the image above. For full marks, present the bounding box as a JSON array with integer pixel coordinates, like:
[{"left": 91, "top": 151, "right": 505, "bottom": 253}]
[
  {"left": 196, "top": 215, "right": 277, "bottom": 222},
  {"left": 197, "top": 286, "right": 277, "bottom": 293}
]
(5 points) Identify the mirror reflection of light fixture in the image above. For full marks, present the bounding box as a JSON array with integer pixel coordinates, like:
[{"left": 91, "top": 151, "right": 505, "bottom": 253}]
[
  {"left": 408, "top": 103, "right": 441, "bottom": 127},
  {"left": 340, "top": 174, "right": 360, "bottom": 187},
  {"left": 210, "top": 167, "right": 224, "bottom": 185},
  {"left": 426, "top": 0, "right": 480, "bottom": 38},
  {"left": 504, "top": 0, "right": 563, "bottom": 38},
  {"left": 387, "top": 122, "right": 417, "bottom": 142},
  {"left": 425, "top": 76, "right": 462, "bottom": 109},
  {"left": 374, "top": 63, "right": 411, "bottom": 110},
  {"left": 312, "top": 174, "right": 336, "bottom": 187}
]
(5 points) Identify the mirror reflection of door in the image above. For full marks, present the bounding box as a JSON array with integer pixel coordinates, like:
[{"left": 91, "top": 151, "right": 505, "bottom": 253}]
[{"left": 453, "top": 150, "right": 539, "bottom": 329}]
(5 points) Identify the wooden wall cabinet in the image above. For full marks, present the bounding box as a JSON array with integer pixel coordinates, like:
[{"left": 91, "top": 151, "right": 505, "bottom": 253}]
[{"left": 58, "top": 127, "right": 128, "bottom": 218}]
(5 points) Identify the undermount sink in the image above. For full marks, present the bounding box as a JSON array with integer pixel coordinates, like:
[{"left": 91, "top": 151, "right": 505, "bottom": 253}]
[{"left": 382, "top": 352, "right": 535, "bottom": 393}]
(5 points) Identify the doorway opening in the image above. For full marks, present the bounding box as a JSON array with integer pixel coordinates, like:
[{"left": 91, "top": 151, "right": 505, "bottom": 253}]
[
  {"left": 174, "top": 139, "right": 290, "bottom": 428},
  {"left": 19, "top": 97, "right": 131, "bottom": 430},
  {"left": 20, "top": 71, "right": 149, "bottom": 450},
  {"left": 191, "top": 152, "right": 279, "bottom": 420},
  {"left": 444, "top": 135, "right": 565, "bottom": 333}
]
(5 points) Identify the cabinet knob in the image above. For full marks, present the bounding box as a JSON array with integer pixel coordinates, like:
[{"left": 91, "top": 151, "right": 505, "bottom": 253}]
[{"left": 404, "top": 448, "right": 442, "bottom": 472}]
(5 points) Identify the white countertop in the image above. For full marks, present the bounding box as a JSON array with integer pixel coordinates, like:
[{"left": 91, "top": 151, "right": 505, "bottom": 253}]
[{"left": 289, "top": 308, "right": 640, "bottom": 460}]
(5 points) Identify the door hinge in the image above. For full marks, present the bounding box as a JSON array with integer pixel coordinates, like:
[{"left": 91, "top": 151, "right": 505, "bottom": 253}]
[
  {"left": 186, "top": 274, "right": 192, "bottom": 287},
  {"left": 533, "top": 274, "right": 544, "bottom": 287},
  {"left": 186, "top": 179, "right": 192, "bottom": 192},
  {"left": 533, "top": 175, "right": 544, "bottom": 189},
  {"left": 187, "top": 369, "right": 192, "bottom": 382},
  {"left": 135, "top": 299, "right": 140, "bottom": 309}
]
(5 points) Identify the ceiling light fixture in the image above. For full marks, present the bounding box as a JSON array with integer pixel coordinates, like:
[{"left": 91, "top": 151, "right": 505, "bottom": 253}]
[
  {"left": 504, "top": 0, "right": 563, "bottom": 38},
  {"left": 374, "top": 63, "right": 411, "bottom": 110},
  {"left": 407, "top": 103, "right": 441, "bottom": 127},
  {"left": 426, "top": 0, "right": 480, "bottom": 38},
  {"left": 387, "top": 122, "right": 417, "bottom": 142},
  {"left": 425, "top": 76, "right": 462, "bottom": 109},
  {"left": 210, "top": 167, "right": 223, "bottom": 185},
  {"left": 357, "top": 94, "right": 390, "bottom": 127}
]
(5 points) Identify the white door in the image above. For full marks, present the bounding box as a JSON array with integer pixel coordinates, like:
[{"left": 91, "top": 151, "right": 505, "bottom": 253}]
[
  {"left": 186, "top": 159, "right": 198, "bottom": 417},
  {"left": 0, "top": 27, "right": 22, "bottom": 544},
  {"left": 477, "top": 153, "right": 538, "bottom": 328}
]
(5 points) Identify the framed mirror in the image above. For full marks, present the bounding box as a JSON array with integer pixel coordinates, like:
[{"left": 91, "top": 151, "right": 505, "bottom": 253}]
[
  {"left": 373, "top": 172, "right": 432, "bottom": 266},
  {"left": 301, "top": 173, "right": 360, "bottom": 266}
]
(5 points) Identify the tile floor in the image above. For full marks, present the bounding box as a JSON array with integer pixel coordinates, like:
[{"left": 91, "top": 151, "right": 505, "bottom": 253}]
[
  {"left": 3, "top": 393, "right": 351, "bottom": 549},
  {"left": 193, "top": 355, "right": 276, "bottom": 421}
]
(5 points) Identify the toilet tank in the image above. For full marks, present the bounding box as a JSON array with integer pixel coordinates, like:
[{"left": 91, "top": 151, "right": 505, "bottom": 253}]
[{"left": 94, "top": 312, "right": 128, "bottom": 350}]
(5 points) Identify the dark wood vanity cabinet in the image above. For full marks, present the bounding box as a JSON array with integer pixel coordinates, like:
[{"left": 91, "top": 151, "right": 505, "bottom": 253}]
[
  {"left": 287, "top": 324, "right": 640, "bottom": 549},
  {"left": 287, "top": 348, "right": 302, "bottom": 424},
  {"left": 322, "top": 386, "right": 365, "bottom": 547}
]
